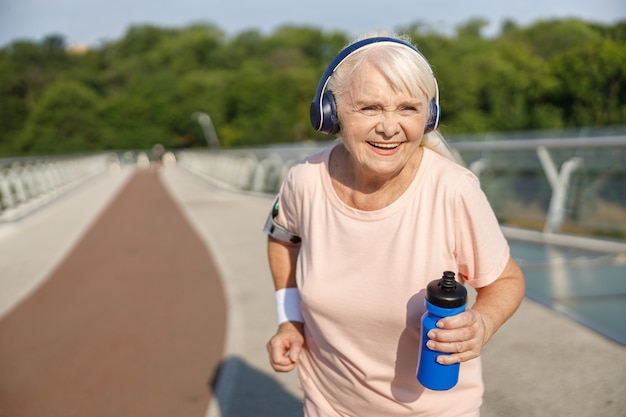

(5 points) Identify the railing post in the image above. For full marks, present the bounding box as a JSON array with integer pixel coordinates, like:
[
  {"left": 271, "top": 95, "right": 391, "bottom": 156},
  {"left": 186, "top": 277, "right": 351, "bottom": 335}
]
[
  {"left": 0, "top": 155, "right": 110, "bottom": 221},
  {"left": 0, "top": 170, "right": 16, "bottom": 210},
  {"left": 537, "top": 146, "right": 583, "bottom": 234},
  {"left": 469, "top": 158, "right": 489, "bottom": 177}
]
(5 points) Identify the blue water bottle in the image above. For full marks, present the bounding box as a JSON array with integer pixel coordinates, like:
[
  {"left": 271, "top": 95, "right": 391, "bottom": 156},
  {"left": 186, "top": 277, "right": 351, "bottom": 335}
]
[{"left": 417, "top": 271, "right": 467, "bottom": 390}]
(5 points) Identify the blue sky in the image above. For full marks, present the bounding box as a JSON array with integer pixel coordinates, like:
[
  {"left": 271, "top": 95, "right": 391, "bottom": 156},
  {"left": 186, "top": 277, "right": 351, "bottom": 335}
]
[{"left": 0, "top": 0, "right": 624, "bottom": 47}]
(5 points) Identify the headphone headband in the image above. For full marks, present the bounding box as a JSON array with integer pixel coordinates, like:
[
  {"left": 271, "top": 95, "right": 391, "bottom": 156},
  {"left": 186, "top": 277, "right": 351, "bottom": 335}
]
[{"left": 309, "top": 36, "right": 440, "bottom": 135}]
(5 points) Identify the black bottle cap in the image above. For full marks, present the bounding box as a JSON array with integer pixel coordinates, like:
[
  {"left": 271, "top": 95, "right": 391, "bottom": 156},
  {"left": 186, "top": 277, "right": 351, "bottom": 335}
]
[{"left": 426, "top": 271, "right": 467, "bottom": 308}]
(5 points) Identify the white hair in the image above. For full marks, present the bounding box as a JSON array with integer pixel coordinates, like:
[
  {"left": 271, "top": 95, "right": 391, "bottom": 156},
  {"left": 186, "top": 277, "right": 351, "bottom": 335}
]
[{"left": 329, "top": 30, "right": 457, "bottom": 162}]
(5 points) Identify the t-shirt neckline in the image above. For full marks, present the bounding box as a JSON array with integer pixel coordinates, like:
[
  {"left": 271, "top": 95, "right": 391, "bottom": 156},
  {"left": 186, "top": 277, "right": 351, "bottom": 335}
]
[{"left": 319, "top": 144, "right": 430, "bottom": 221}]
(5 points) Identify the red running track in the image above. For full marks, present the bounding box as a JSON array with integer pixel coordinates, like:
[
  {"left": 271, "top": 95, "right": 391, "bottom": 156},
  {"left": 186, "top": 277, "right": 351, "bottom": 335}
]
[{"left": 0, "top": 169, "right": 227, "bottom": 417}]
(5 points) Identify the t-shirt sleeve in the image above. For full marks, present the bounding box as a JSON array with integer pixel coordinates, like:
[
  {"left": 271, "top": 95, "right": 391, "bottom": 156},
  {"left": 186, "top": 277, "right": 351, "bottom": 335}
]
[
  {"left": 453, "top": 172, "right": 510, "bottom": 288},
  {"left": 273, "top": 167, "right": 300, "bottom": 237}
]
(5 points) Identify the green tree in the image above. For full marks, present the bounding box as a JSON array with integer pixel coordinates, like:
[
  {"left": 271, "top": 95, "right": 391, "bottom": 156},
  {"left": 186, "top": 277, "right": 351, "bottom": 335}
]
[
  {"left": 142, "top": 24, "right": 226, "bottom": 74},
  {"left": 0, "top": 49, "right": 29, "bottom": 153},
  {"left": 100, "top": 70, "right": 190, "bottom": 150},
  {"left": 17, "top": 80, "right": 105, "bottom": 154},
  {"left": 1, "top": 19, "right": 625, "bottom": 155},
  {"left": 550, "top": 40, "right": 626, "bottom": 126},
  {"left": 456, "top": 18, "right": 490, "bottom": 39},
  {"left": 108, "top": 24, "right": 177, "bottom": 58},
  {"left": 509, "top": 19, "right": 604, "bottom": 59},
  {"left": 0, "top": 35, "right": 79, "bottom": 154}
]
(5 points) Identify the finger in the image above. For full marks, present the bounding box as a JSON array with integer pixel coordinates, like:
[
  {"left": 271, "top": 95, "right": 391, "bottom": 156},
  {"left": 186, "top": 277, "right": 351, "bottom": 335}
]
[
  {"left": 272, "top": 359, "right": 297, "bottom": 372},
  {"left": 269, "top": 354, "right": 296, "bottom": 371},
  {"left": 433, "top": 336, "right": 482, "bottom": 363},
  {"left": 428, "top": 327, "right": 475, "bottom": 344},
  {"left": 427, "top": 337, "right": 467, "bottom": 353},
  {"left": 436, "top": 311, "right": 476, "bottom": 330},
  {"left": 436, "top": 349, "right": 480, "bottom": 365},
  {"left": 431, "top": 325, "right": 486, "bottom": 355},
  {"left": 267, "top": 338, "right": 291, "bottom": 363},
  {"left": 288, "top": 341, "right": 304, "bottom": 362},
  {"left": 271, "top": 346, "right": 293, "bottom": 365}
]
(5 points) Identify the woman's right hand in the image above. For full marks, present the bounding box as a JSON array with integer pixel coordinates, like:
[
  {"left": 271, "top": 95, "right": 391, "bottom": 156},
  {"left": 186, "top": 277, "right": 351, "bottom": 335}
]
[{"left": 266, "top": 321, "right": 305, "bottom": 372}]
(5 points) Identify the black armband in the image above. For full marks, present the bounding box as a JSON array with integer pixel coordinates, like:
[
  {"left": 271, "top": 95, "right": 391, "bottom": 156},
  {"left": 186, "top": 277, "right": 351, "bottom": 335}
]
[{"left": 263, "top": 198, "right": 301, "bottom": 244}]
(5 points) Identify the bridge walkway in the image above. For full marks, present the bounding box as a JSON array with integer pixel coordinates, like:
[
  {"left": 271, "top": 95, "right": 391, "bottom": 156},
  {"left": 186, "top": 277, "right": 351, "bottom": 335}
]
[{"left": 0, "top": 165, "right": 623, "bottom": 417}]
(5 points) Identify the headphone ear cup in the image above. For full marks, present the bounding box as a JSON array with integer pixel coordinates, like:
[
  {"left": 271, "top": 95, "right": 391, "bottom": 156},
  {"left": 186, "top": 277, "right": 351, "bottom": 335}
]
[
  {"left": 424, "top": 98, "right": 440, "bottom": 133},
  {"left": 320, "top": 90, "right": 340, "bottom": 135}
]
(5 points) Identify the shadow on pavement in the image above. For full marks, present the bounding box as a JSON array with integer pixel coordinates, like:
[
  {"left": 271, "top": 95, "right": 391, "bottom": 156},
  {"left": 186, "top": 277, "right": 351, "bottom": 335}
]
[{"left": 211, "top": 356, "right": 303, "bottom": 417}]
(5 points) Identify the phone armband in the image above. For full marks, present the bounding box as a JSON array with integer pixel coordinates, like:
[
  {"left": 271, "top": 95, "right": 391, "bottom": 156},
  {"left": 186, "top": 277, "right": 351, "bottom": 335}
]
[{"left": 263, "top": 198, "right": 301, "bottom": 244}]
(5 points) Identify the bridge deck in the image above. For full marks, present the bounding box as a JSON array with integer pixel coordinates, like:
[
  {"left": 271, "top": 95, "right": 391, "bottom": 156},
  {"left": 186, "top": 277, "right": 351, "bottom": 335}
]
[{"left": 0, "top": 165, "right": 624, "bottom": 417}]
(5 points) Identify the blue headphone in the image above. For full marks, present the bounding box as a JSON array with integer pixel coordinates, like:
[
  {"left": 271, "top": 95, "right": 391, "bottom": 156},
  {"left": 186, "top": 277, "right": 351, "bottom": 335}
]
[{"left": 309, "top": 37, "right": 440, "bottom": 135}]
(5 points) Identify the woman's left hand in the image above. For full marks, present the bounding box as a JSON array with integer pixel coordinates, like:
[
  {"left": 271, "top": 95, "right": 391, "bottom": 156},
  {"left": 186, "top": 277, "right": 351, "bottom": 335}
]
[
  {"left": 424, "top": 308, "right": 487, "bottom": 364},
  {"left": 427, "top": 257, "right": 526, "bottom": 364}
]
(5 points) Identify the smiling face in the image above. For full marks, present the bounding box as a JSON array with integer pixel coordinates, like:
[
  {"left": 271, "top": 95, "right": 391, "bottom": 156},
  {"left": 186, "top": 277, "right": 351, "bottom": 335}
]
[{"left": 335, "top": 61, "right": 429, "bottom": 184}]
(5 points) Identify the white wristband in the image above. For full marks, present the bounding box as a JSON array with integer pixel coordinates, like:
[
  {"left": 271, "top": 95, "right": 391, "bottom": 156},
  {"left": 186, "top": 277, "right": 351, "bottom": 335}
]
[{"left": 275, "top": 287, "right": 304, "bottom": 325}]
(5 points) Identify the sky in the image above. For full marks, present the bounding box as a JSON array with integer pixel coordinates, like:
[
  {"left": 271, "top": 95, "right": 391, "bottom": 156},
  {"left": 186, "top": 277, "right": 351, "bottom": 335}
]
[{"left": 0, "top": 0, "right": 625, "bottom": 48}]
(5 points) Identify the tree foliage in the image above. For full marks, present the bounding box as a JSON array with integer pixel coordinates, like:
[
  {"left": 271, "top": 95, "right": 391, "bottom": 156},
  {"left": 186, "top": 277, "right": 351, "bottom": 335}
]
[
  {"left": 0, "top": 18, "right": 624, "bottom": 156},
  {"left": 18, "top": 80, "right": 104, "bottom": 154}
]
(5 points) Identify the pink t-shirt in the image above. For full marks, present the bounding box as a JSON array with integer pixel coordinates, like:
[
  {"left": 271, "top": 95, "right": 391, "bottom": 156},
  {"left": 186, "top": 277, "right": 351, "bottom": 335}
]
[{"left": 274, "top": 144, "right": 510, "bottom": 416}]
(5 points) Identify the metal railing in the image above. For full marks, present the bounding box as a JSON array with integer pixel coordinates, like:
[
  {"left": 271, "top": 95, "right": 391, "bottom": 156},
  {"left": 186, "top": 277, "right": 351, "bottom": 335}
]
[
  {"left": 451, "top": 135, "right": 626, "bottom": 234},
  {"left": 2, "top": 131, "right": 623, "bottom": 238},
  {"left": 0, "top": 153, "right": 119, "bottom": 222},
  {"left": 176, "top": 132, "right": 626, "bottom": 239}
]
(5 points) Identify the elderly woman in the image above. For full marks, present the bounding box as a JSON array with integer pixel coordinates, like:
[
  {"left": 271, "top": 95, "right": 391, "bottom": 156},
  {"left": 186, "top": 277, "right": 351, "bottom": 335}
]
[{"left": 264, "top": 31, "right": 525, "bottom": 416}]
